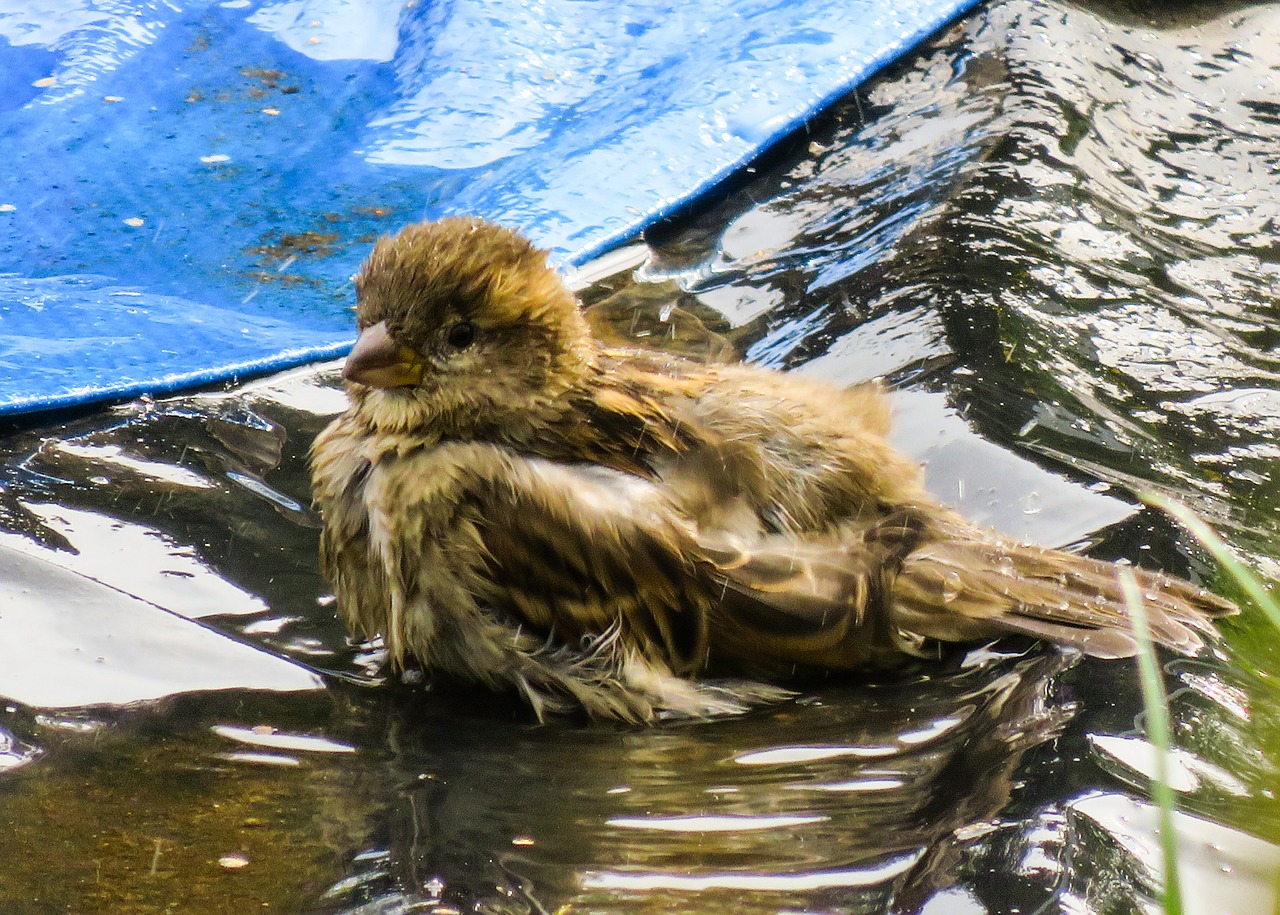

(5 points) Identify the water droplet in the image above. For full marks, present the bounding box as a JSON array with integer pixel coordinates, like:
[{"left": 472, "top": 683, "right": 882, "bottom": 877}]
[{"left": 942, "top": 571, "right": 963, "bottom": 603}]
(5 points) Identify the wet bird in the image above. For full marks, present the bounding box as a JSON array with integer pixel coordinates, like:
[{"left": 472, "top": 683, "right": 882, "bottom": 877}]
[{"left": 310, "top": 217, "right": 1235, "bottom": 722}]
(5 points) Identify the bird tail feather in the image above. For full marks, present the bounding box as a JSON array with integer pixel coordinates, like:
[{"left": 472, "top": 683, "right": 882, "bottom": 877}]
[{"left": 890, "top": 522, "right": 1236, "bottom": 659}]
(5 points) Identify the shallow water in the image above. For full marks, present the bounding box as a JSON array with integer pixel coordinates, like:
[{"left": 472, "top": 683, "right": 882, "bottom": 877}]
[{"left": 2, "top": 0, "right": 1279, "bottom": 911}]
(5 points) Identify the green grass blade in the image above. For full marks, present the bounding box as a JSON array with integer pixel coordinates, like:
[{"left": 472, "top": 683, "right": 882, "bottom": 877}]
[
  {"left": 1119, "top": 566, "right": 1183, "bottom": 915},
  {"left": 1143, "top": 494, "right": 1280, "bottom": 913},
  {"left": 1145, "top": 493, "right": 1280, "bottom": 631}
]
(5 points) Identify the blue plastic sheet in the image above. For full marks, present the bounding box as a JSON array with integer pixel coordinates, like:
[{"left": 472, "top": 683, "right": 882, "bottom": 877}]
[{"left": 0, "top": 0, "right": 978, "bottom": 416}]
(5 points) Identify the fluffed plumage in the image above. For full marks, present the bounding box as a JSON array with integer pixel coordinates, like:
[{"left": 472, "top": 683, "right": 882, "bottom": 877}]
[{"left": 310, "top": 217, "right": 1235, "bottom": 722}]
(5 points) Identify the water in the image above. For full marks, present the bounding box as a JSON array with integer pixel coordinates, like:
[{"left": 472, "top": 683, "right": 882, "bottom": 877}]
[{"left": 2, "top": 0, "right": 1279, "bottom": 910}]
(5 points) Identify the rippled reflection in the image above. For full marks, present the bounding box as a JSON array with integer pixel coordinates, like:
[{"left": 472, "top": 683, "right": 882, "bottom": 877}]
[
  {"left": 0, "top": 0, "right": 1278, "bottom": 911},
  {"left": 309, "top": 650, "right": 1076, "bottom": 914}
]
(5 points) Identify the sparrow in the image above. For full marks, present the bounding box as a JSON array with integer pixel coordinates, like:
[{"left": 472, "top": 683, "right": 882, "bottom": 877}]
[{"left": 310, "top": 216, "right": 1236, "bottom": 722}]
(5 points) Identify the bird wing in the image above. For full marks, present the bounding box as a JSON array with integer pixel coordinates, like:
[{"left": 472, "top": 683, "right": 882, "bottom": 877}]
[
  {"left": 466, "top": 454, "right": 715, "bottom": 675},
  {"left": 464, "top": 450, "right": 925, "bottom": 677},
  {"left": 694, "top": 508, "right": 932, "bottom": 674}
]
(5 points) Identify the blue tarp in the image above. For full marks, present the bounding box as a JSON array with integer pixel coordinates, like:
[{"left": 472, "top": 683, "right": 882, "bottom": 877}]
[{"left": 0, "top": 0, "right": 978, "bottom": 416}]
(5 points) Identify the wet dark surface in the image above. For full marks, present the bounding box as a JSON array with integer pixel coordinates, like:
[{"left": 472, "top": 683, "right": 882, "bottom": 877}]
[{"left": 2, "top": 0, "right": 1280, "bottom": 911}]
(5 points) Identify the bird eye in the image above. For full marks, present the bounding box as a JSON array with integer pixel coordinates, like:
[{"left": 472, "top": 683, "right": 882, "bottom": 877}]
[{"left": 446, "top": 321, "right": 475, "bottom": 349}]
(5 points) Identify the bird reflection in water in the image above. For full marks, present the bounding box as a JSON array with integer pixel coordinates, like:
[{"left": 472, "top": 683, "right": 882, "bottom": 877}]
[{"left": 312, "top": 647, "right": 1076, "bottom": 914}]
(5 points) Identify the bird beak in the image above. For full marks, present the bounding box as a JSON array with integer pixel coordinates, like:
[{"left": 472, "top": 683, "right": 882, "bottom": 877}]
[{"left": 342, "top": 321, "right": 425, "bottom": 388}]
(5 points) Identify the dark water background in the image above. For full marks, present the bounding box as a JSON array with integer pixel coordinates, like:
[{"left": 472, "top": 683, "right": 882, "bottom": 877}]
[{"left": 2, "top": 0, "right": 1279, "bottom": 911}]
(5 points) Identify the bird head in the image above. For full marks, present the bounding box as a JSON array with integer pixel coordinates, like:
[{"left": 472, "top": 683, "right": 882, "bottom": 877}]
[{"left": 343, "top": 217, "right": 595, "bottom": 436}]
